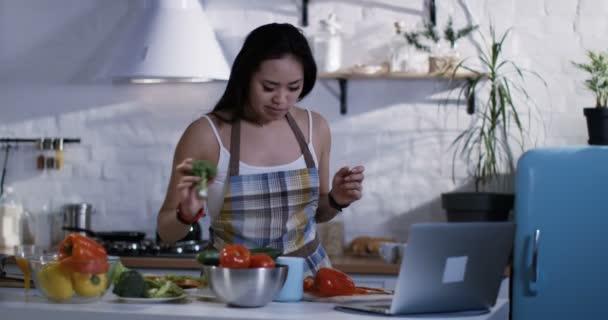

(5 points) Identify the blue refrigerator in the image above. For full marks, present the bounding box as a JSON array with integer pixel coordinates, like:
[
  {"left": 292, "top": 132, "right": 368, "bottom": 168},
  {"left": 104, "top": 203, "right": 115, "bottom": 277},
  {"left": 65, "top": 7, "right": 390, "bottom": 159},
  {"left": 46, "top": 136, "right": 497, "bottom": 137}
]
[{"left": 513, "top": 146, "right": 608, "bottom": 319}]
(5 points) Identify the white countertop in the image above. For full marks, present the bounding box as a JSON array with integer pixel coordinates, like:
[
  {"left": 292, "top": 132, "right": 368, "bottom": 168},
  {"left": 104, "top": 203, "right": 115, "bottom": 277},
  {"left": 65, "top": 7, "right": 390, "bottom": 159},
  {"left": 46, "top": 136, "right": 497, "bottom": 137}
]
[{"left": 1, "top": 288, "right": 508, "bottom": 320}]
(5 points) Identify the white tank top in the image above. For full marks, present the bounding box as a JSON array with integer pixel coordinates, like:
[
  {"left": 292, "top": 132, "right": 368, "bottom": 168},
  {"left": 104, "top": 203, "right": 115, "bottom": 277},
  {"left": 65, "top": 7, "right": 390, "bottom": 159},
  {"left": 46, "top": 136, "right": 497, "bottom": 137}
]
[{"left": 203, "top": 110, "right": 319, "bottom": 219}]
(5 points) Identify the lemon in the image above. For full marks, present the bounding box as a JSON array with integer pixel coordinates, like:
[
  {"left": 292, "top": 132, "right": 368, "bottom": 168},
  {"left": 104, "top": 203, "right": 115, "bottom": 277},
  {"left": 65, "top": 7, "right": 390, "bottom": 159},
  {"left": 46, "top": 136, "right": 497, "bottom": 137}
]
[
  {"left": 37, "top": 263, "right": 73, "bottom": 302},
  {"left": 72, "top": 272, "right": 108, "bottom": 298}
]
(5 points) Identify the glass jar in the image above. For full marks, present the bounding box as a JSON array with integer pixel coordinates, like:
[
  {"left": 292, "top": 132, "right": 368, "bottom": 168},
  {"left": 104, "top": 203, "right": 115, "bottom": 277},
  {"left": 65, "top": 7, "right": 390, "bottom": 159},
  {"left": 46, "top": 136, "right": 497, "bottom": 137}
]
[
  {"left": 313, "top": 13, "right": 343, "bottom": 73},
  {"left": 389, "top": 21, "right": 412, "bottom": 73}
]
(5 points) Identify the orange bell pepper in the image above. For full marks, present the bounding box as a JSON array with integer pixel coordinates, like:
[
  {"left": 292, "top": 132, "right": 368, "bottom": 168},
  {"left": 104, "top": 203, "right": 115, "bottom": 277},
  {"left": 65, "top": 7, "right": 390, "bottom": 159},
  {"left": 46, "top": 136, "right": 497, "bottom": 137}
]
[
  {"left": 59, "top": 233, "right": 108, "bottom": 274},
  {"left": 305, "top": 267, "right": 356, "bottom": 297}
]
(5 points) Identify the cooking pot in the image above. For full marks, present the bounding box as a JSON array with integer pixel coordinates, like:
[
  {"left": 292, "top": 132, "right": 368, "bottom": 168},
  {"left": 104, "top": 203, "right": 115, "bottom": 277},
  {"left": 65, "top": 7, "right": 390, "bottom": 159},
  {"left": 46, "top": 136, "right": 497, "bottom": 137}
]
[
  {"left": 61, "top": 203, "right": 147, "bottom": 242},
  {"left": 62, "top": 203, "right": 93, "bottom": 237}
]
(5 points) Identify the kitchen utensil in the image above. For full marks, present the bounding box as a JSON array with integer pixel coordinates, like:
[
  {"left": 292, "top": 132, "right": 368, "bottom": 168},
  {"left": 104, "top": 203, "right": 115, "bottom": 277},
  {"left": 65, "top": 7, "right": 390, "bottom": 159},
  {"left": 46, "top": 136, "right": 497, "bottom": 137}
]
[
  {"left": 62, "top": 203, "right": 93, "bottom": 237},
  {"left": 273, "top": 256, "right": 304, "bottom": 302},
  {"left": 202, "top": 264, "right": 288, "bottom": 307}
]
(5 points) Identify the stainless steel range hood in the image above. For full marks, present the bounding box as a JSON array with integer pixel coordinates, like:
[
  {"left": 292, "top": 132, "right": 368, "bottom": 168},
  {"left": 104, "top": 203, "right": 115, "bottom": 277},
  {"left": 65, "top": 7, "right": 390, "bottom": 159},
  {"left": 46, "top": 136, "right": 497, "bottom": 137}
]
[{"left": 109, "top": 0, "right": 230, "bottom": 83}]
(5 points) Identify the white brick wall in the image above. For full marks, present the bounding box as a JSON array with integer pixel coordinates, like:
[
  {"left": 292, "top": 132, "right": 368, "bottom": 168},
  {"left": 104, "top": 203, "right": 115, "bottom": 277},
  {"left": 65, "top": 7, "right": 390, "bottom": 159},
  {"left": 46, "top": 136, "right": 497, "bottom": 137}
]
[{"left": 0, "top": 0, "right": 594, "bottom": 243}]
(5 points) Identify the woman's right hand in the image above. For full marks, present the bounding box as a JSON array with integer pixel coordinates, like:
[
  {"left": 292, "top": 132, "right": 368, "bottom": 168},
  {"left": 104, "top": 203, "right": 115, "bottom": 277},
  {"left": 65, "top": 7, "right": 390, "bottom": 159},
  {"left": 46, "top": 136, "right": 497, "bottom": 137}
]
[{"left": 175, "top": 158, "right": 207, "bottom": 218}]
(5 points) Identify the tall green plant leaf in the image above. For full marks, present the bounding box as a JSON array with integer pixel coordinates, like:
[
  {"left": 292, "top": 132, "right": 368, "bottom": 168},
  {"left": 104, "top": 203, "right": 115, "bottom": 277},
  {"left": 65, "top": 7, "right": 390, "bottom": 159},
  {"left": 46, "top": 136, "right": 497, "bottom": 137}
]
[{"left": 447, "top": 26, "right": 546, "bottom": 192}]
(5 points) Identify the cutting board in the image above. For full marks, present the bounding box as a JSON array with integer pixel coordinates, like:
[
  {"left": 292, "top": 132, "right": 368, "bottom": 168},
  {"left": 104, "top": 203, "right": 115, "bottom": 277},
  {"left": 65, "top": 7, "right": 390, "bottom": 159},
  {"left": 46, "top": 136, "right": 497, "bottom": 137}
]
[{"left": 302, "top": 292, "right": 393, "bottom": 303}]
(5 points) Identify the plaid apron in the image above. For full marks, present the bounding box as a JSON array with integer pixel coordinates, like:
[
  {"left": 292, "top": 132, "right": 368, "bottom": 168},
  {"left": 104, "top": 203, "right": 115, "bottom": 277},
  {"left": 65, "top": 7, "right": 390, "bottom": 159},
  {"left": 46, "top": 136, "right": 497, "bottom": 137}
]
[{"left": 210, "top": 112, "right": 331, "bottom": 275}]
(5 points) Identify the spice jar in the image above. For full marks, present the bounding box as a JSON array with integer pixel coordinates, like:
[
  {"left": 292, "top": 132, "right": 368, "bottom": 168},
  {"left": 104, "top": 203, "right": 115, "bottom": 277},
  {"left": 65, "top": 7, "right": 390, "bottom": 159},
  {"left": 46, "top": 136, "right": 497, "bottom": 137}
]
[{"left": 53, "top": 138, "right": 64, "bottom": 169}]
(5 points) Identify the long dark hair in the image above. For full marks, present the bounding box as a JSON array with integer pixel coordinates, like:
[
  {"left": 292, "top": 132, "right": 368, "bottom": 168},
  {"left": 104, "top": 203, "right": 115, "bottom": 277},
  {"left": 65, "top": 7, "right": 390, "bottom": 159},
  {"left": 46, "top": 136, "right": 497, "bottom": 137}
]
[{"left": 211, "top": 23, "right": 317, "bottom": 121}]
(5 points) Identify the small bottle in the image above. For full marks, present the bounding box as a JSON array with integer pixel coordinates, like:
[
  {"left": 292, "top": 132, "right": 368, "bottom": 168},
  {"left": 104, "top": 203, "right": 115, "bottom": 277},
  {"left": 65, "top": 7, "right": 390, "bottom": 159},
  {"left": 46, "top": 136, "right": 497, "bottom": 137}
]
[
  {"left": 36, "top": 154, "right": 45, "bottom": 170},
  {"left": 36, "top": 138, "right": 47, "bottom": 170},
  {"left": 313, "top": 13, "right": 342, "bottom": 73},
  {"left": 53, "top": 138, "right": 64, "bottom": 170},
  {"left": 389, "top": 21, "right": 410, "bottom": 73}
]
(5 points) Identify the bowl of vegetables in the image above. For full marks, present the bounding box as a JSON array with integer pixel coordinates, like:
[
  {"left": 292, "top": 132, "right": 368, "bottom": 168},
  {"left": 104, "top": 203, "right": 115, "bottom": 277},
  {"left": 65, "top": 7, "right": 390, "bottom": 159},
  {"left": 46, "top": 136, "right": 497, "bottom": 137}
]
[
  {"left": 200, "top": 244, "right": 287, "bottom": 307},
  {"left": 28, "top": 246, "right": 110, "bottom": 303}
]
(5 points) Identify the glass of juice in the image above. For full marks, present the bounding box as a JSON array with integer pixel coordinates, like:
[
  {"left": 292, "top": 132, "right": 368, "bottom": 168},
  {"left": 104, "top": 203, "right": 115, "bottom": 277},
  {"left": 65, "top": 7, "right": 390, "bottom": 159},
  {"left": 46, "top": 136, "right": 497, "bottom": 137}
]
[{"left": 14, "top": 245, "right": 45, "bottom": 297}]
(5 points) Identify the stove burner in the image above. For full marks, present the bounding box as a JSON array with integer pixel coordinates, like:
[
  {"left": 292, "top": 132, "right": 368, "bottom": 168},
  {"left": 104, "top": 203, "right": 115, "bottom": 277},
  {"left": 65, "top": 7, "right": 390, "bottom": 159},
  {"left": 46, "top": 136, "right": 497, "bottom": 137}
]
[{"left": 103, "top": 239, "right": 210, "bottom": 258}]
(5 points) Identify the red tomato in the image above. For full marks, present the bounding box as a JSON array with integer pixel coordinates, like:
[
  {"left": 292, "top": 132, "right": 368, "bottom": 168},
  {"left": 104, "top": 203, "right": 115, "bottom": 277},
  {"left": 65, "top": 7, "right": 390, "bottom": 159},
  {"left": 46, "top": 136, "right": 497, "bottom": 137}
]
[
  {"left": 219, "top": 244, "right": 251, "bottom": 268},
  {"left": 249, "top": 253, "right": 275, "bottom": 268}
]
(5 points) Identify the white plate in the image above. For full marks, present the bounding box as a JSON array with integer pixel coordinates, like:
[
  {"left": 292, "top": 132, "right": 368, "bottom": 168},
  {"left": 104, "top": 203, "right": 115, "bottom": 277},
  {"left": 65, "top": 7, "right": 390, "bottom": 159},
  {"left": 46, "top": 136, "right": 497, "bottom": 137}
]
[
  {"left": 116, "top": 294, "right": 187, "bottom": 303},
  {"left": 187, "top": 287, "right": 216, "bottom": 299}
]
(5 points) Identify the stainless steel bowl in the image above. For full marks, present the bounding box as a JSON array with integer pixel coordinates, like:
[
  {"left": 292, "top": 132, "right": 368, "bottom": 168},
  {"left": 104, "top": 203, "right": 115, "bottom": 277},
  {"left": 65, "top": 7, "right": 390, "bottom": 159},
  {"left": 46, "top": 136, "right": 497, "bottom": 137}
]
[{"left": 202, "top": 265, "right": 288, "bottom": 307}]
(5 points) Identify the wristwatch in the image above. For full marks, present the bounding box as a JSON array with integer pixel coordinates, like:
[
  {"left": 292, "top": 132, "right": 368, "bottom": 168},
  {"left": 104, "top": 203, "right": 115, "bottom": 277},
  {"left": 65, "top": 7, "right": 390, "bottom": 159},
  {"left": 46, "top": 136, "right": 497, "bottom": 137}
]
[{"left": 328, "top": 192, "right": 349, "bottom": 212}]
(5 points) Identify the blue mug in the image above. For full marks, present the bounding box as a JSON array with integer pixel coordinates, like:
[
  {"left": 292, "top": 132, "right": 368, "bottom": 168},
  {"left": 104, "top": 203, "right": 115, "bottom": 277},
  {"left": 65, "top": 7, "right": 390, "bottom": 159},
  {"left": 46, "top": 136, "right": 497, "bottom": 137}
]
[{"left": 274, "top": 256, "right": 305, "bottom": 302}]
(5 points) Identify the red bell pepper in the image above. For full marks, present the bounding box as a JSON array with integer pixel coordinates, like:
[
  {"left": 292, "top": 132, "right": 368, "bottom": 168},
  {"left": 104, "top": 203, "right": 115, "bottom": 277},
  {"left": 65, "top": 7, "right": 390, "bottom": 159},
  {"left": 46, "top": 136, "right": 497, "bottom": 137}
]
[
  {"left": 305, "top": 267, "right": 356, "bottom": 297},
  {"left": 59, "top": 233, "right": 108, "bottom": 274}
]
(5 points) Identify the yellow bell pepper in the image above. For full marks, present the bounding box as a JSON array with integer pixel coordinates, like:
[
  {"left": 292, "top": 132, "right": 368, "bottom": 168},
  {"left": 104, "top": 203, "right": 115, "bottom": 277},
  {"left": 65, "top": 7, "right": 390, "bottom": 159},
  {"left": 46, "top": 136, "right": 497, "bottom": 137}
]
[
  {"left": 71, "top": 272, "right": 108, "bottom": 298},
  {"left": 37, "top": 263, "right": 73, "bottom": 302}
]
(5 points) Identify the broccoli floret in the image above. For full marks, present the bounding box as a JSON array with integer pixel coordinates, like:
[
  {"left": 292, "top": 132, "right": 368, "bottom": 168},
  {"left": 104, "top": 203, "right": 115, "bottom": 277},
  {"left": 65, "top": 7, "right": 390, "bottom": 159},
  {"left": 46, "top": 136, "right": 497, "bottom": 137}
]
[
  {"left": 145, "top": 280, "right": 184, "bottom": 298},
  {"left": 108, "top": 261, "right": 130, "bottom": 286},
  {"left": 112, "top": 270, "right": 147, "bottom": 298},
  {"left": 191, "top": 160, "right": 218, "bottom": 199}
]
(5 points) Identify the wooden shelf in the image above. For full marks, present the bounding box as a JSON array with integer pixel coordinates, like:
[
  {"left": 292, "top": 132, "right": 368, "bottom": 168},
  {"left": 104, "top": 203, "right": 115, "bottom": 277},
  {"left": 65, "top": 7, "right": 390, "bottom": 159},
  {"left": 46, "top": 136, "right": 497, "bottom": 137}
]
[
  {"left": 318, "top": 71, "right": 478, "bottom": 80},
  {"left": 317, "top": 72, "right": 479, "bottom": 115},
  {"left": 301, "top": 0, "right": 436, "bottom": 27}
]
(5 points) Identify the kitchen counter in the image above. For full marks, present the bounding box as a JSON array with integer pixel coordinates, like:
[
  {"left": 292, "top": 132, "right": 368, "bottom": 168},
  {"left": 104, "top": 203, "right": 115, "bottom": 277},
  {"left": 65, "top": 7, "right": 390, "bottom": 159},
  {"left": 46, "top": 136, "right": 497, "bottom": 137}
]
[
  {"left": 120, "top": 255, "right": 400, "bottom": 275},
  {"left": 0, "top": 287, "right": 508, "bottom": 320}
]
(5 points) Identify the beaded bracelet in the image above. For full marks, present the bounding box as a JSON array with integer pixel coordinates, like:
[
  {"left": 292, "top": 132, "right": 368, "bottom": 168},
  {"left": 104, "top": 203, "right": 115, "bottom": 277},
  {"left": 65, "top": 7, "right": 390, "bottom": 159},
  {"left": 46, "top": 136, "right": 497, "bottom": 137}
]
[{"left": 176, "top": 203, "right": 205, "bottom": 225}]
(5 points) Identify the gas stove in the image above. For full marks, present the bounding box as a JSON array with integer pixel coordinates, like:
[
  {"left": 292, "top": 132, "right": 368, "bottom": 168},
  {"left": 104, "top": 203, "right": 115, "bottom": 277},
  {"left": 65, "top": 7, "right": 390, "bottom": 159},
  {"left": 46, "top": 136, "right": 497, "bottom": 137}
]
[{"left": 102, "top": 239, "right": 210, "bottom": 258}]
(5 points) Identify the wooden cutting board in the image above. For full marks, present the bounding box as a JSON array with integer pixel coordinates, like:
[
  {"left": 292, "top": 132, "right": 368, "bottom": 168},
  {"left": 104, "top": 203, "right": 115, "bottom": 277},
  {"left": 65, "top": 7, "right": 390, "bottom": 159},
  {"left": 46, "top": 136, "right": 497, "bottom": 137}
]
[{"left": 302, "top": 292, "right": 393, "bottom": 303}]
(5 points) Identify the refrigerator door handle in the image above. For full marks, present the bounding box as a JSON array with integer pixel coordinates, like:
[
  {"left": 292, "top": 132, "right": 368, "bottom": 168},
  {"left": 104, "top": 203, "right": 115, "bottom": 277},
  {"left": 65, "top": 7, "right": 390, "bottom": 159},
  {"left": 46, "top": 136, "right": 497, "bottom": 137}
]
[{"left": 528, "top": 229, "right": 540, "bottom": 294}]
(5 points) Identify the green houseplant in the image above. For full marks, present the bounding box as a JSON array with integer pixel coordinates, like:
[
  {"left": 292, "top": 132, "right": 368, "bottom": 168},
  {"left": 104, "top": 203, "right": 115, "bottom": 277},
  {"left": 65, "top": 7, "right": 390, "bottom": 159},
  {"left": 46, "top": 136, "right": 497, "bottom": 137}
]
[
  {"left": 405, "top": 17, "right": 478, "bottom": 74},
  {"left": 572, "top": 50, "right": 608, "bottom": 145},
  {"left": 441, "top": 26, "right": 546, "bottom": 222}
]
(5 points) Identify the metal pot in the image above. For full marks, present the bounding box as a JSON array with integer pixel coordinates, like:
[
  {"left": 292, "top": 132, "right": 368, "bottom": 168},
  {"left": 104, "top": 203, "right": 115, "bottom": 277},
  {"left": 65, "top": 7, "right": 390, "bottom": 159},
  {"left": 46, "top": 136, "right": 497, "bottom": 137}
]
[{"left": 62, "top": 203, "right": 93, "bottom": 237}]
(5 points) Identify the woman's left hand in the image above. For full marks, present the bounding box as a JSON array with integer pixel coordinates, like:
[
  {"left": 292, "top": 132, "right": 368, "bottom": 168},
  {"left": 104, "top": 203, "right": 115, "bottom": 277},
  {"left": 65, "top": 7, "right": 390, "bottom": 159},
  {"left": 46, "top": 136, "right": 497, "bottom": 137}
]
[{"left": 330, "top": 165, "right": 365, "bottom": 206}]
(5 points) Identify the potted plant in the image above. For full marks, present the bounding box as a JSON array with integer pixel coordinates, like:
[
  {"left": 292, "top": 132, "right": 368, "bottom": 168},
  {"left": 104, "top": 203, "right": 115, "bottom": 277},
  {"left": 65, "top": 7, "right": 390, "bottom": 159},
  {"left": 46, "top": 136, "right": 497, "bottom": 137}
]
[
  {"left": 572, "top": 50, "right": 608, "bottom": 145},
  {"left": 441, "top": 26, "right": 546, "bottom": 222},
  {"left": 405, "top": 17, "right": 478, "bottom": 74}
]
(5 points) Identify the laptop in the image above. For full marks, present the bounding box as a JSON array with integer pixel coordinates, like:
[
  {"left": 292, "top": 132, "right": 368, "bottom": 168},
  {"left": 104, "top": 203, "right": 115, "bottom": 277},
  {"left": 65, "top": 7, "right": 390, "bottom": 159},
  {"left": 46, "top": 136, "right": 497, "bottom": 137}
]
[{"left": 336, "top": 222, "right": 514, "bottom": 316}]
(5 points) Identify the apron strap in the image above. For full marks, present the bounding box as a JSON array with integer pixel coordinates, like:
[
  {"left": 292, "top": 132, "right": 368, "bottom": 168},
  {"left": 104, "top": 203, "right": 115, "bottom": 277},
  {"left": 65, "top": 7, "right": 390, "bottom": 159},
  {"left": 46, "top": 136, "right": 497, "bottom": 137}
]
[
  {"left": 228, "top": 112, "right": 316, "bottom": 177},
  {"left": 228, "top": 119, "right": 241, "bottom": 176},
  {"left": 285, "top": 112, "right": 316, "bottom": 169}
]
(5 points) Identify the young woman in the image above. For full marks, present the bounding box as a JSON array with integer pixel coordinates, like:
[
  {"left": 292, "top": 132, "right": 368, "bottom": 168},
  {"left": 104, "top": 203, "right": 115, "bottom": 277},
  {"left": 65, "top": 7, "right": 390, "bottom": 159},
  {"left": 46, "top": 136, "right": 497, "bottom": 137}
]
[{"left": 157, "top": 23, "right": 364, "bottom": 275}]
